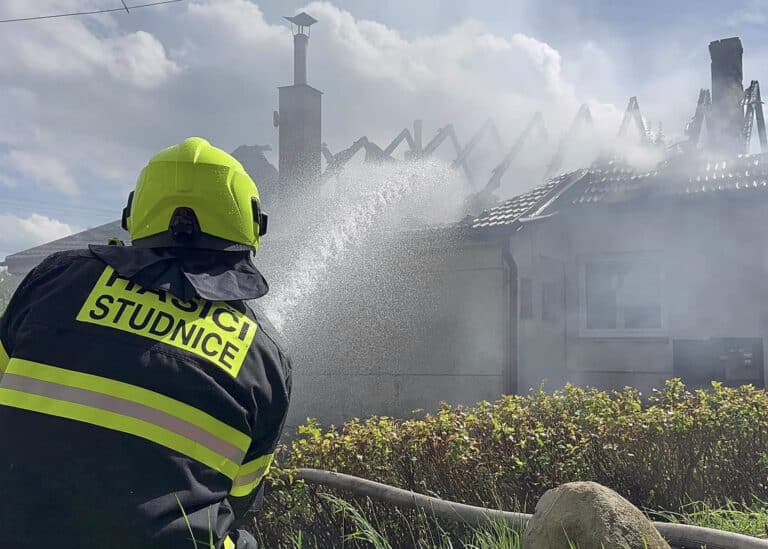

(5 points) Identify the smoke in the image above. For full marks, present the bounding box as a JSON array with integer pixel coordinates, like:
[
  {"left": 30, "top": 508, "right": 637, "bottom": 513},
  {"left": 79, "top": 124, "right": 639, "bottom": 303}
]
[{"left": 544, "top": 185, "right": 768, "bottom": 395}]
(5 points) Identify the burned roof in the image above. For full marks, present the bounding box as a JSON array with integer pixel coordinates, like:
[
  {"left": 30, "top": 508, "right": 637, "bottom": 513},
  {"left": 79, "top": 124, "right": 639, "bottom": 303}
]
[
  {"left": 470, "top": 171, "right": 580, "bottom": 230},
  {"left": 470, "top": 151, "right": 768, "bottom": 230},
  {"left": 571, "top": 152, "right": 768, "bottom": 205}
]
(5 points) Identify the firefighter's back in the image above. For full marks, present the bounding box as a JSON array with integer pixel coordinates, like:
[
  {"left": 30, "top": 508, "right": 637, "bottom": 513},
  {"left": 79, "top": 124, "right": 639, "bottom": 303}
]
[{"left": 0, "top": 250, "right": 262, "bottom": 548}]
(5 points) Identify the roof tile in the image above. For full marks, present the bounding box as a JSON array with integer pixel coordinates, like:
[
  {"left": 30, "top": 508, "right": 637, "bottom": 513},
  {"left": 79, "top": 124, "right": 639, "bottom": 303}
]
[{"left": 470, "top": 151, "right": 768, "bottom": 230}]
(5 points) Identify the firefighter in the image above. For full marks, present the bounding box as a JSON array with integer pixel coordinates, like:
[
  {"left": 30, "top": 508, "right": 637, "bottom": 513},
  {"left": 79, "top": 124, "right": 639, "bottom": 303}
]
[{"left": 0, "top": 137, "right": 291, "bottom": 549}]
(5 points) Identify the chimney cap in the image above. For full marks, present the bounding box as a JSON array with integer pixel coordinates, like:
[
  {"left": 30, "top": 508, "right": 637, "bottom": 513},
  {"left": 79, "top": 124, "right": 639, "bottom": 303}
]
[
  {"left": 709, "top": 36, "right": 743, "bottom": 52},
  {"left": 284, "top": 12, "right": 318, "bottom": 28}
]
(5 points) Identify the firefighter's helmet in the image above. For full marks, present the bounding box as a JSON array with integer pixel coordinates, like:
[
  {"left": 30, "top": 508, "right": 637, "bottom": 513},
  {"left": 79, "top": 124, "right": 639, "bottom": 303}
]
[{"left": 122, "top": 137, "right": 267, "bottom": 251}]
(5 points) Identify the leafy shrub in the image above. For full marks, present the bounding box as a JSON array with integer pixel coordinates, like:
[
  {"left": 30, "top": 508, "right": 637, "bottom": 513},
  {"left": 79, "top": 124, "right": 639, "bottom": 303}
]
[{"left": 254, "top": 380, "right": 768, "bottom": 547}]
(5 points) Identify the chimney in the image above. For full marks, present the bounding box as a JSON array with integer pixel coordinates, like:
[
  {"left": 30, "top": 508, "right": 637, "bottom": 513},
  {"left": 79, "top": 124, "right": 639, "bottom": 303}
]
[
  {"left": 709, "top": 37, "right": 744, "bottom": 155},
  {"left": 277, "top": 12, "right": 322, "bottom": 194},
  {"left": 284, "top": 12, "right": 317, "bottom": 85},
  {"left": 293, "top": 33, "right": 309, "bottom": 85}
]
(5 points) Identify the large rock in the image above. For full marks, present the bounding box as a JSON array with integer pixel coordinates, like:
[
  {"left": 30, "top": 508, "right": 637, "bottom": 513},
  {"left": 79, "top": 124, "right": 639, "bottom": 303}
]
[{"left": 522, "top": 481, "right": 670, "bottom": 549}]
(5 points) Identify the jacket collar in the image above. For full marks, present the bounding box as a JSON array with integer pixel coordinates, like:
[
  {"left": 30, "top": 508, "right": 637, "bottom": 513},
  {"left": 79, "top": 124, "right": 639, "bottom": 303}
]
[{"left": 89, "top": 245, "right": 269, "bottom": 302}]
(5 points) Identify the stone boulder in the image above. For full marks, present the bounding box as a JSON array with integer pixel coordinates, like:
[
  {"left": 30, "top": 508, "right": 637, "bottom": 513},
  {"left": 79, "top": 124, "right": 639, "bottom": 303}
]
[{"left": 522, "top": 481, "right": 670, "bottom": 549}]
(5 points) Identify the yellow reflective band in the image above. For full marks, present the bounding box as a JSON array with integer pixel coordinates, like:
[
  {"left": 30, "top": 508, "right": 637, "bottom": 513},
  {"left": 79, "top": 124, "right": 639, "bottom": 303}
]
[
  {"left": 77, "top": 267, "right": 258, "bottom": 378},
  {"left": 7, "top": 359, "right": 250, "bottom": 453},
  {"left": 0, "top": 388, "right": 240, "bottom": 479},
  {"left": 0, "top": 339, "right": 8, "bottom": 376},
  {"left": 224, "top": 536, "right": 236, "bottom": 549},
  {"left": 230, "top": 454, "right": 274, "bottom": 498},
  {"left": 0, "top": 359, "right": 254, "bottom": 480}
]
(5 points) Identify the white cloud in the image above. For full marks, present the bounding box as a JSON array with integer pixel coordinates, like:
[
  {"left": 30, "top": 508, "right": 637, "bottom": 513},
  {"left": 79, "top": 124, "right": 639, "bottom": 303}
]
[
  {"left": 304, "top": 2, "right": 586, "bottom": 117},
  {"left": 1, "top": 150, "right": 78, "bottom": 194},
  {"left": 185, "top": 0, "right": 285, "bottom": 47},
  {"left": 0, "top": 1, "right": 177, "bottom": 84},
  {"left": 0, "top": 213, "right": 82, "bottom": 259},
  {"left": 105, "top": 31, "right": 180, "bottom": 89},
  {"left": 728, "top": 1, "right": 768, "bottom": 26}
]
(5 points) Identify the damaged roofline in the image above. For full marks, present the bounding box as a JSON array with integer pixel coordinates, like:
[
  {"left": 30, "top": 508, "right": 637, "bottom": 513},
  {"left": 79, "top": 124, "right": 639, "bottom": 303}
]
[{"left": 469, "top": 169, "right": 590, "bottom": 238}]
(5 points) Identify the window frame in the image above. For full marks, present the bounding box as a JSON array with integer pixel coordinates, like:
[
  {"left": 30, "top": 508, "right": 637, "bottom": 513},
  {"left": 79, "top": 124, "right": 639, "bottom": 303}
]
[{"left": 578, "top": 251, "right": 667, "bottom": 338}]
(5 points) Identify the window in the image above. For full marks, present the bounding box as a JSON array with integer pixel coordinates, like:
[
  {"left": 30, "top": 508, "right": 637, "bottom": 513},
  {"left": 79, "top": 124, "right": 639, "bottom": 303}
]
[{"left": 581, "top": 255, "right": 664, "bottom": 336}]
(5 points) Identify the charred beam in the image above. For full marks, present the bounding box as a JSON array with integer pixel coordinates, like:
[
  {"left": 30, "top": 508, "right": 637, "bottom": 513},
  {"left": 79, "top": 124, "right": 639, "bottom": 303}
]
[
  {"left": 743, "top": 80, "right": 767, "bottom": 153},
  {"left": 383, "top": 128, "right": 416, "bottom": 157},
  {"left": 685, "top": 89, "right": 711, "bottom": 147},
  {"left": 482, "top": 112, "right": 547, "bottom": 196},
  {"left": 618, "top": 96, "right": 650, "bottom": 144},
  {"left": 452, "top": 119, "right": 492, "bottom": 168}
]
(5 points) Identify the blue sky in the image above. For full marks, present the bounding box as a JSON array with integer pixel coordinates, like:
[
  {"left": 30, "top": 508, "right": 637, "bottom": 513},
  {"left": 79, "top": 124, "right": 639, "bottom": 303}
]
[{"left": 1, "top": 0, "right": 767, "bottom": 260}]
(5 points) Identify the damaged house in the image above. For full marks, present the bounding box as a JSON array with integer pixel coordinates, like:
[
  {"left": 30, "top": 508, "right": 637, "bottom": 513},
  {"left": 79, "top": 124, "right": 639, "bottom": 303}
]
[
  {"left": 3, "top": 32, "right": 767, "bottom": 428},
  {"left": 471, "top": 37, "right": 768, "bottom": 395},
  {"left": 474, "top": 152, "right": 768, "bottom": 396}
]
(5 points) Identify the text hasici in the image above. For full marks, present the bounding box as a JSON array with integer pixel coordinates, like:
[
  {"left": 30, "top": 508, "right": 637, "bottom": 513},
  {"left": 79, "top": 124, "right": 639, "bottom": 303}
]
[{"left": 77, "top": 267, "right": 258, "bottom": 377}]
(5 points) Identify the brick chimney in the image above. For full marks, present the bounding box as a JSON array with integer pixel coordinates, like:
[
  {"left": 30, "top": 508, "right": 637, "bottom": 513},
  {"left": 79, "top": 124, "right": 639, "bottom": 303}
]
[{"left": 709, "top": 37, "right": 744, "bottom": 156}]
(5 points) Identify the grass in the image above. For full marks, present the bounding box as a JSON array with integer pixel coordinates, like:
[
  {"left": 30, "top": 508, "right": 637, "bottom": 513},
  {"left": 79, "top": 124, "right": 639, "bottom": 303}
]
[
  {"left": 650, "top": 498, "right": 768, "bottom": 539},
  {"left": 254, "top": 493, "right": 768, "bottom": 548},
  {"left": 177, "top": 495, "right": 218, "bottom": 549}
]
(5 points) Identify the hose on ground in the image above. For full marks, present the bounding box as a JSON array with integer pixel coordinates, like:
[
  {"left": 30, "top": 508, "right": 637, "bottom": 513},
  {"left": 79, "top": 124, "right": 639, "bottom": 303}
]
[{"left": 295, "top": 468, "right": 768, "bottom": 549}]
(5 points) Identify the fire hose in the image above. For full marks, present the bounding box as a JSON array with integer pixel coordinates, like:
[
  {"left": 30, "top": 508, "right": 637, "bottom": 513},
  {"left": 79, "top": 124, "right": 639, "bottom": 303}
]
[{"left": 295, "top": 468, "right": 768, "bottom": 549}]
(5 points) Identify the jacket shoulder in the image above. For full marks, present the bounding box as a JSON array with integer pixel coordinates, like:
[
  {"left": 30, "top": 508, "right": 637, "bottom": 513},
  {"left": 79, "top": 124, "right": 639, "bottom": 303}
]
[
  {"left": 16, "top": 249, "right": 99, "bottom": 291},
  {"left": 34, "top": 249, "right": 99, "bottom": 273}
]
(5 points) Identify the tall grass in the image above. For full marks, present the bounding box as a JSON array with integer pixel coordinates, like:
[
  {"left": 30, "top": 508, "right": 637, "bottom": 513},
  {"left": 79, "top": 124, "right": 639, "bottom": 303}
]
[
  {"left": 253, "top": 493, "right": 767, "bottom": 548},
  {"left": 650, "top": 499, "right": 768, "bottom": 539}
]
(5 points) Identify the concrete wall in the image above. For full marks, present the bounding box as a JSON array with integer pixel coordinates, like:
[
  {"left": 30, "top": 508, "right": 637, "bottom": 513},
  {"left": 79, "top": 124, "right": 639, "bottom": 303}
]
[
  {"left": 282, "top": 234, "right": 509, "bottom": 430},
  {"left": 514, "top": 197, "right": 768, "bottom": 395}
]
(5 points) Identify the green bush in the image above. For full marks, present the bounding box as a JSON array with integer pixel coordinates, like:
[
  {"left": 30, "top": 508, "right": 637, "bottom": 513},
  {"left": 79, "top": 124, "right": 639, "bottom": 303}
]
[{"left": 255, "top": 380, "right": 768, "bottom": 547}]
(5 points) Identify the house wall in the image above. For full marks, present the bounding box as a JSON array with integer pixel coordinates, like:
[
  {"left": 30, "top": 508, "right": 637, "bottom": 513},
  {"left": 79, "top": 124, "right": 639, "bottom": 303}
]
[
  {"left": 511, "top": 220, "right": 571, "bottom": 393},
  {"left": 279, "top": 235, "right": 509, "bottom": 430},
  {"left": 513, "top": 198, "right": 768, "bottom": 396}
]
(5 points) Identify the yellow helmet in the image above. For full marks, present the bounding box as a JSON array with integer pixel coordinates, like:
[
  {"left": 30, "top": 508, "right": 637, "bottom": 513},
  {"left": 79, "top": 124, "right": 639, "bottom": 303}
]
[{"left": 122, "top": 137, "right": 267, "bottom": 251}]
